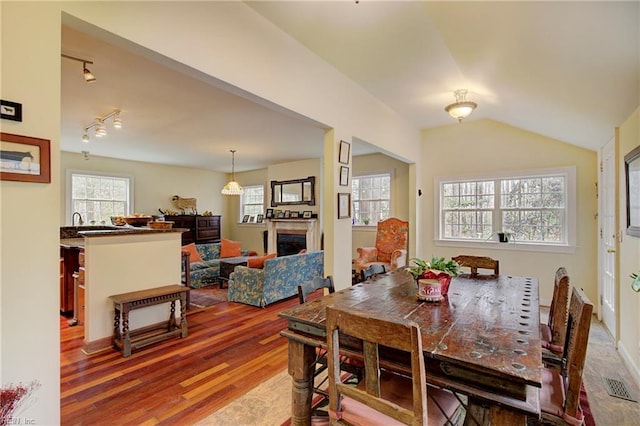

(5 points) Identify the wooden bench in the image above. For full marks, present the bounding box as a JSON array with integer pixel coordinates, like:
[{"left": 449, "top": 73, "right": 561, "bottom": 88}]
[{"left": 109, "top": 284, "right": 188, "bottom": 357}]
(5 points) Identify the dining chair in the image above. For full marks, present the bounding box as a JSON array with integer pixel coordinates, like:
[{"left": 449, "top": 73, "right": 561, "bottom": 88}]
[
  {"left": 540, "top": 267, "right": 570, "bottom": 369},
  {"left": 326, "top": 306, "right": 463, "bottom": 426},
  {"left": 297, "top": 275, "right": 335, "bottom": 304},
  {"left": 360, "top": 264, "right": 386, "bottom": 282},
  {"left": 535, "top": 287, "right": 593, "bottom": 425},
  {"left": 452, "top": 255, "right": 499, "bottom": 277}
]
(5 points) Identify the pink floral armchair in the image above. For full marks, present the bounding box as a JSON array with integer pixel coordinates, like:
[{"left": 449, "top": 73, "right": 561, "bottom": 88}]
[{"left": 355, "top": 218, "right": 409, "bottom": 273}]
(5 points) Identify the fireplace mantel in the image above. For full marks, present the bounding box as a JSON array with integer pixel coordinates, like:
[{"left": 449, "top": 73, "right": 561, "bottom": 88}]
[{"left": 266, "top": 219, "right": 320, "bottom": 254}]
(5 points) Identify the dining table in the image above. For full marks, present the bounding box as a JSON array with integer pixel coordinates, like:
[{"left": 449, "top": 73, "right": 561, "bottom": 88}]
[{"left": 279, "top": 268, "right": 542, "bottom": 425}]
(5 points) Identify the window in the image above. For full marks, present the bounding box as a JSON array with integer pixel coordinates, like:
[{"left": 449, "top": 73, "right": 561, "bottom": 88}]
[
  {"left": 68, "top": 171, "right": 132, "bottom": 224},
  {"left": 352, "top": 171, "right": 392, "bottom": 226},
  {"left": 437, "top": 167, "right": 575, "bottom": 248},
  {"left": 240, "top": 185, "right": 264, "bottom": 222}
]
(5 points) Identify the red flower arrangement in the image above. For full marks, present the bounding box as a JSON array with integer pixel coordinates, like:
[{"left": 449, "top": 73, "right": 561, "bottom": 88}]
[{"left": 1, "top": 380, "right": 40, "bottom": 426}]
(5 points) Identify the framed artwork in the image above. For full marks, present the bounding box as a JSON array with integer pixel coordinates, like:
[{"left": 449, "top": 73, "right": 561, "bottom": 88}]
[
  {"left": 339, "top": 140, "right": 350, "bottom": 165},
  {"left": 302, "top": 210, "right": 312, "bottom": 219},
  {"left": 276, "top": 210, "right": 284, "bottom": 218},
  {"left": 266, "top": 208, "right": 274, "bottom": 219},
  {"left": 0, "top": 132, "right": 51, "bottom": 183},
  {"left": 338, "top": 193, "right": 351, "bottom": 219},
  {"left": 242, "top": 214, "right": 250, "bottom": 223},
  {"left": 290, "top": 211, "right": 300, "bottom": 218},
  {"left": 0, "top": 100, "right": 22, "bottom": 122},
  {"left": 256, "top": 214, "right": 264, "bottom": 223},
  {"left": 249, "top": 215, "right": 255, "bottom": 223},
  {"left": 284, "top": 210, "right": 291, "bottom": 219},
  {"left": 625, "top": 145, "right": 640, "bottom": 237},
  {"left": 340, "top": 166, "right": 349, "bottom": 186}
]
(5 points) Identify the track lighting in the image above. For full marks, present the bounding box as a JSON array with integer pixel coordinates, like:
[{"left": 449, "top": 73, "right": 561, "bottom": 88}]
[
  {"left": 62, "top": 53, "right": 96, "bottom": 83},
  {"left": 81, "top": 109, "right": 122, "bottom": 143}
]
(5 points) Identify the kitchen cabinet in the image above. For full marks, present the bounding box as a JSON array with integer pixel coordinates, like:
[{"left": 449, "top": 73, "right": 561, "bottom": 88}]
[
  {"left": 168, "top": 215, "right": 220, "bottom": 245},
  {"left": 60, "top": 246, "right": 80, "bottom": 315}
]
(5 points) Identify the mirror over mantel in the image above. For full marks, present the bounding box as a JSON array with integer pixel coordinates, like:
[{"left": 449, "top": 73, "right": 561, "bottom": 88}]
[{"left": 271, "top": 176, "right": 315, "bottom": 207}]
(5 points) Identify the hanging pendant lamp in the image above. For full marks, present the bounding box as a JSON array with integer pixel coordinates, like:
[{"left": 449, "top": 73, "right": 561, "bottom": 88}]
[{"left": 221, "top": 150, "right": 244, "bottom": 195}]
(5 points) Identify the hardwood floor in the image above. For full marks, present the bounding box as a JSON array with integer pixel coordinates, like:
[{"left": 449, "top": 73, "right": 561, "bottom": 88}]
[{"left": 60, "top": 294, "right": 303, "bottom": 425}]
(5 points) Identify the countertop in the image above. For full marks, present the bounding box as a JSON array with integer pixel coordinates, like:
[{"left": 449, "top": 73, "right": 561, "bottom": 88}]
[{"left": 60, "top": 228, "right": 185, "bottom": 248}]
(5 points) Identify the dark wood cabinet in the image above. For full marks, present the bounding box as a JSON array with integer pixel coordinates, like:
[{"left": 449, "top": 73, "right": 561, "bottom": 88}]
[
  {"left": 60, "top": 246, "right": 80, "bottom": 316},
  {"left": 169, "top": 215, "right": 221, "bottom": 245}
]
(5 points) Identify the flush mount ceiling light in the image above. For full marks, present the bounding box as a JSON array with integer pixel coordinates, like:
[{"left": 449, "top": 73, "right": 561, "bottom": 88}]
[
  {"left": 61, "top": 53, "right": 96, "bottom": 83},
  {"left": 81, "top": 109, "right": 122, "bottom": 143},
  {"left": 444, "top": 89, "right": 477, "bottom": 123},
  {"left": 221, "top": 150, "right": 244, "bottom": 195}
]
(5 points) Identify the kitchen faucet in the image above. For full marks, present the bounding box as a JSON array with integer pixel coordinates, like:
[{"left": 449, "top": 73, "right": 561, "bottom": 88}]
[{"left": 72, "top": 212, "right": 84, "bottom": 226}]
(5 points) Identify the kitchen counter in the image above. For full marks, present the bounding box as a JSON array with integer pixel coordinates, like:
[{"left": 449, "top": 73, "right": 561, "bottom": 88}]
[{"left": 78, "top": 228, "right": 184, "bottom": 237}]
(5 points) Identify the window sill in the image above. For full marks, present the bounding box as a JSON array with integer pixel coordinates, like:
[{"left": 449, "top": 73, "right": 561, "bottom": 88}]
[
  {"left": 353, "top": 225, "right": 377, "bottom": 231},
  {"left": 435, "top": 239, "right": 577, "bottom": 254}
]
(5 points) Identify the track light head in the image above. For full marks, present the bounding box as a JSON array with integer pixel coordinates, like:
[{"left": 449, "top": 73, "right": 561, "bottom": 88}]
[{"left": 83, "top": 65, "right": 96, "bottom": 83}]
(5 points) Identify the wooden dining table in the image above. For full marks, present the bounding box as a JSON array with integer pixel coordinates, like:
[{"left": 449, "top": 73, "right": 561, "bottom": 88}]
[{"left": 279, "top": 269, "right": 542, "bottom": 425}]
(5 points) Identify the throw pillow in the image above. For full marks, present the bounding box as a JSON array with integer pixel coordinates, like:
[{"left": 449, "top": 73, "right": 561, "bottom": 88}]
[
  {"left": 247, "top": 253, "right": 277, "bottom": 269},
  {"left": 182, "top": 243, "right": 203, "bottom": 263},
  {"left": 220, "top": 238, "right": 242, "bottom": 258}
]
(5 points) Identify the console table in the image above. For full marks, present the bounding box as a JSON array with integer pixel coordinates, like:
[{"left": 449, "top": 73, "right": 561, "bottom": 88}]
[{"left": 109, "top": 285, "right": 188, "bottom": 357}]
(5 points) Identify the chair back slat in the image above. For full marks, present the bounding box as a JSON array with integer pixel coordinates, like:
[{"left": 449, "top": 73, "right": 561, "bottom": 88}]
[
  {"left": 360, "top": 264, "right": 386, "bottom": 282},
  {"left": 326, "top": 307, "right": 426, "bottom": 425},
  {"left": 563, "top": 287, "right": 593, "bottom": 417},
  {"left": 297, "top": 275, "right": 334, "bottom": 304},
  {"left": 452, "top": 255, "right": 499, "bottom": 277},
  {"left": 548, "top": 267, "right": 570, "bottom": 347}
]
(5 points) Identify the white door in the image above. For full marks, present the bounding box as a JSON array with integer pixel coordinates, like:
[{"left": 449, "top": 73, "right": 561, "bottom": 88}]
[{"left": 600, "top": 137, "right": 617, "bottom": 339}]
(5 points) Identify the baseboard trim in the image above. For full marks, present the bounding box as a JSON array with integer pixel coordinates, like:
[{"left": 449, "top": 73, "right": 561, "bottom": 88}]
[
  {"left": 617, "top": 340, "right": 640, "bottom": 386},
  {"left": 82, "top": 336, "right": 113, "bottom": 355}
]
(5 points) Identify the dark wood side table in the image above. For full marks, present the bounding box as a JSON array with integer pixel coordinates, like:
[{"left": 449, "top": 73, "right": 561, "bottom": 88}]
[{"left": 219, "top": 258, "right": 247, "bottom": 288}]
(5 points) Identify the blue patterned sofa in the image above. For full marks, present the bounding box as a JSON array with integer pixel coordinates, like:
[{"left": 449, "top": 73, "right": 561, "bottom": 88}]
[
  {"left": 188, "top": 243, "right": 255, "bottom": 289},
  {"left": 227, "top": 251, "right": 324, "bottom": 307}
]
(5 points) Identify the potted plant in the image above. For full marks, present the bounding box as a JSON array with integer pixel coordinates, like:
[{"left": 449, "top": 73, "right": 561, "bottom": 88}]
[{"left": 408, "top": 257, "right": 460, "bottom": 301}]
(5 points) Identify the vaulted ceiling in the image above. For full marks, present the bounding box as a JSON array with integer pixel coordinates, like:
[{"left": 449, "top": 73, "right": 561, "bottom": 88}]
[{"left": 61, "top": 1, "right": 639, "bottom": 173}]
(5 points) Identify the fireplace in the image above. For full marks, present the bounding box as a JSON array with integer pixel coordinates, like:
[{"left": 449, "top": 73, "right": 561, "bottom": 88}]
[
  {"left": 266, "top": 218, "right": 320, "bottom": 254},
  {"left": 277, "top": 232, "right": 306, "bottom": 256}
]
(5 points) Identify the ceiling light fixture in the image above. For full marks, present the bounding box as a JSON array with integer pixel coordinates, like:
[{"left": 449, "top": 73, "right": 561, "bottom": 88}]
[
  {"left": 221, "top": 150, "right": 244, "bottom": 195},
  {"left": 81, "top": 109, "right": 122, "bottom": 143},
  {"left": 61, "top": 53, "right": 96, "bottom": 83},
  {"left": 444, "top": 89, "right": 477, "bottom": 123}
]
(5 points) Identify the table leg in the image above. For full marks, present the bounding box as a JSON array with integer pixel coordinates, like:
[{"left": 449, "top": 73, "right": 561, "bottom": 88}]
[
  {"left": 288, "top": 339, "right": 316, "bottom": 426},
  {"left": 122, "top": 304, "right": 131, "bottom": 357},
  {"left": 464, "top": 397, "right": 527, "bottom": 426},
  {"left": 180, "top": 291, "right": 188, "bottom": 338}
]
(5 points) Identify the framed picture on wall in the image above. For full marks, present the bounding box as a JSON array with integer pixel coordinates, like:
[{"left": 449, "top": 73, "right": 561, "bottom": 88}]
[
  {"left": 338, "top": 193, "right": 351, "bottom": 219},
  {"left": 339, "top": 140, "right": 350, "bottom": 165},
  {"left": 625, "top": 145, "right": 640, "bottom": 237},
  {"left": 340, "top": 166, "right": 349, "bottom": 186},
  {"left": 0, "top": 132, "right": 51, "bottom": 183}
]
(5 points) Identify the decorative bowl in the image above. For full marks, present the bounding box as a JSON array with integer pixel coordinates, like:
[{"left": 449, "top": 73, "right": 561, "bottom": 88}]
[
  {"left": 123, "top": 216, "right": 152, "bottom": 227},
  {"left": 148, "top": 221, "right": 174, "bottom": 229}
]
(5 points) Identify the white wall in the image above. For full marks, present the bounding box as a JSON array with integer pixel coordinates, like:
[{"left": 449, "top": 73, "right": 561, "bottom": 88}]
[
  {"left": 421, "top": 119, "right": 598, "bottom": 306},
  {"left": 617, "top": 107, "right": 640, "bottom": 382}
]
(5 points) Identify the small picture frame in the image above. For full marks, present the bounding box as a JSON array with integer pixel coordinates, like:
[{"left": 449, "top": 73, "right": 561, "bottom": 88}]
[
  {"left": 256, "top": 214, "right": 264, "bottom": 223},
  {"left": 302, "top": 210, "right": 312, "bottom": 219},
  {"left": 276, "top": 210, "right": 284, "bottom": 219},
  {"left": 338, "top": 193, "right": 351, "bottom": 219},
  {"left": 249, "top": 215, "right": 255, "bottom": 223},
  {"left": 266, "top": 208, "right": 274, "bottom": 219},
  {"left": 340, "top": 166, "right": 349, "bottom": 186},
  {"left": 290, "top": 211, "right": 300, "bottom": 218},
  {"left": 339, "top": 140, "right": 350, "bottom": 165},
  {"left": 0, "top": 132, "right": 51, "bottom": 183},
  {"left": 284, "top": 210, "right": 291, "bottom": 219},
  {"left": 242, "top": 214, "right": 250, "bottom": 223},
  {"left": 625, "top": 145, "right": 640, "bottom": 237},
  {"left": 0, "top": 100, "right": 23, "bottom": 122}
]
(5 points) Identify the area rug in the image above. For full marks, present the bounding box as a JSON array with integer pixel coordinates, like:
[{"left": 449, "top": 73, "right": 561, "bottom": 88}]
[
  {"left": 581, "top": 382, "right": 596, "bottom": 426},
  {"left": 188, "top": 285, "right": 227, "bottom": 309}
]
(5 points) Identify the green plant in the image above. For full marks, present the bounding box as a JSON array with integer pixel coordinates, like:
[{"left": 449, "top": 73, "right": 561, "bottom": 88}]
[
  {"left": 632, "top": 272, "right": 640, "bottom": 293},
  {"left": 408, "top": 257, "right": 460, "bottom": 279}
]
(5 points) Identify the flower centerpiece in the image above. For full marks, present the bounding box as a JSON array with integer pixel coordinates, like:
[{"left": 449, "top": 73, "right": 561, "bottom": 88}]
[{"left": 408, "top": 257, "right": 460, "bottom": 302}]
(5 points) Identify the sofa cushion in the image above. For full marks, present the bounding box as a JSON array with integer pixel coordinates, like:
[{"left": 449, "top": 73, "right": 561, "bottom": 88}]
[
  {"left": 182, "top": 243, "right": 203, "bottom": 262},
  {"left": 221, "top": 238, "right": 242, "bottom": 258},
  {"left": 247, "top": 253, "right": 277, "bottom": 269},
  {"left": 196, "top": 243, "right": 220, "bottom": 262}
]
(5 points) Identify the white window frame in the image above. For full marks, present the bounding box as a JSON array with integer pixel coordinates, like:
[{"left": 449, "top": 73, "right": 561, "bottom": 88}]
[
  {"left": 434, "top": 167, "right": 577, "bottom": 253},
  {"left": 239, "top": 184, "right": 265, "bottom": 224},
  {"left": 351, "top": 169, "right": 394, "bottom": 228},
  {"left": 66, "top": 169, "right": 134, "bottom": 225}
]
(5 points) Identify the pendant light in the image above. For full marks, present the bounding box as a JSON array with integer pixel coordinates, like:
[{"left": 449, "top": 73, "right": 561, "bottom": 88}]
[{"left": 221, "top": 150, "right": 244, "bottom": 195}]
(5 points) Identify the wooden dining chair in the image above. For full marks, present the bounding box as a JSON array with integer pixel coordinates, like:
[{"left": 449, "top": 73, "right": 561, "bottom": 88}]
[
  {"left": 326, "top": 306, "right": 463, "bottom": 426},
  {"left": 452, "top": 255, "right": 499, "bottom": 277},
  {"left": 534, "top": 287, "right": 593, "bottom": 426},
  {"left": 540, "top": 267, "right": 570, "bottom": 369},
  {"left": 360, "top": 264, "right": 386, "bottom": 282},
  {"left": 297, "top": 275, "right": 335, "bottom": 304}
]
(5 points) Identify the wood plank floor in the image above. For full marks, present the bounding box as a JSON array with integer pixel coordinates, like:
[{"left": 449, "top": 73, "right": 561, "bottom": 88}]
[{"left": 60, "top": 293, "right": 305, "bottom": 425}]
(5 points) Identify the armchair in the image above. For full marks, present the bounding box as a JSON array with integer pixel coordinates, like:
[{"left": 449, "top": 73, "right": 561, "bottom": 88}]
[{"left": 354, "top": 217, "right": 408, "bottom": 273}]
